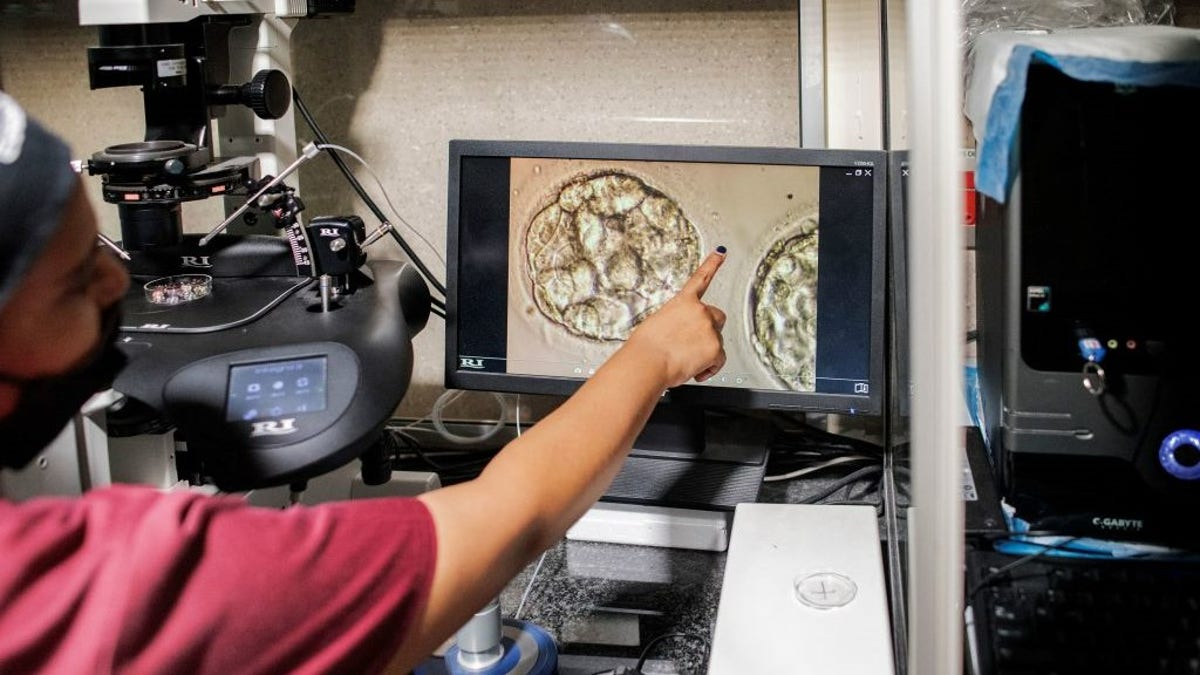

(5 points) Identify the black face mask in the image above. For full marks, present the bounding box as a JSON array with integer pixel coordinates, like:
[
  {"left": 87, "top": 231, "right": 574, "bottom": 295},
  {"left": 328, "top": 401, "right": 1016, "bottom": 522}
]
[{"left": 0, "top": 305, "right": 126, "bottom": 470}]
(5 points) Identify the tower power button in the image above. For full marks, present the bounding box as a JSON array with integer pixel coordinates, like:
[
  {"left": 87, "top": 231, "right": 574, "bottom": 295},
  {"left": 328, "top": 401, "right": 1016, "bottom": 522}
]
[{"left": 1158, "top": 429, "right": 1200, "bottom": 481}]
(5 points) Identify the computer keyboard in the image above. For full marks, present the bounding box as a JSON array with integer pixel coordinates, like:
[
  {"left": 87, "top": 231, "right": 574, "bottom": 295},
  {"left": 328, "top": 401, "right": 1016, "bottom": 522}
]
[{"left": 965, "top": 548, "right": 1200, "bottom": 675}]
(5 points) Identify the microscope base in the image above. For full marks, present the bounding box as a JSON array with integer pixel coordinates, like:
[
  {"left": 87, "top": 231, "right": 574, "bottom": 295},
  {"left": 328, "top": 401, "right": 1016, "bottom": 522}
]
[{"left": 415, "top": 619, "right": 557, "bottom": 675}]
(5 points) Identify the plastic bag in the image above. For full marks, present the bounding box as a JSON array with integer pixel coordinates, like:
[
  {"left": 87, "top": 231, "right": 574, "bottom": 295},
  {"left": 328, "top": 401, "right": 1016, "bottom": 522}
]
[{"left": 961, "top": 0, "right": 1175, "bottom": 83}]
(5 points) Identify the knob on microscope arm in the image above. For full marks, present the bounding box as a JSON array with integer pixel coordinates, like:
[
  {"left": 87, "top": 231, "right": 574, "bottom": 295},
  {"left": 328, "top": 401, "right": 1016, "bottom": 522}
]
[{"left": 209, "top": 69, "right": 292, "bottom": 121}]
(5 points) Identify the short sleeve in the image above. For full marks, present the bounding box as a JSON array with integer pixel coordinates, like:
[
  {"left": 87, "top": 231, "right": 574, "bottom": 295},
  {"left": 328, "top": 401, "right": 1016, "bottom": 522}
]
[{"left": 0, "top": 485, "right": 437, "bottom": 674}]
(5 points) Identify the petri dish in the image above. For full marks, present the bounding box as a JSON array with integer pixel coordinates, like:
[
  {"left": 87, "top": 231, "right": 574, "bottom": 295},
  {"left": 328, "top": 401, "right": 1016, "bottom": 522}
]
[{"left": 144, "top": 274, "right": 213, "bottom": 306}]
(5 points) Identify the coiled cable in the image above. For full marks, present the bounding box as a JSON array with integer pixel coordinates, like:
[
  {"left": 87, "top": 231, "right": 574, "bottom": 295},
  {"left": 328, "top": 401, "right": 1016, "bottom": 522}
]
[{"left": 430, "top": 389, "right": 509, "bottom": 445}]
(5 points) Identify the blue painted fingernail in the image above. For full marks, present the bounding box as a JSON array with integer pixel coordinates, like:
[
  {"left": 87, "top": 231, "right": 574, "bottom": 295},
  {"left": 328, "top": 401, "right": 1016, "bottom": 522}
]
[{"left": 716, "top": 245, "right": 727, "bottom": 254}]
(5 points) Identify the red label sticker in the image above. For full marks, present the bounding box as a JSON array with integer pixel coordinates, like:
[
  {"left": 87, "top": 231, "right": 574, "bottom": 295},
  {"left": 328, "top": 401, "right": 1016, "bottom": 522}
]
[{"left": 963, "top": 170, "right": 977, "bottom": 226}]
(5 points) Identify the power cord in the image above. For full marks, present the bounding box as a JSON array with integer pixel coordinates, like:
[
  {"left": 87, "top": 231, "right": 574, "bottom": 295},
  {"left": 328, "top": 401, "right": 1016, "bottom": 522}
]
[
  {"left": 966, "top": 537, "right": 1084, "bottom": 601},
  {"left": 429, "top": 389, "right": 508, "bottom": 445},
  {"left": 586, "top": 632, "right": 711, "bottom": 675},
  {"left": 768, "top": 413, "right": 884, "bottom": 454},
  {"left": 313, "top": 142, "right": 447, "bottom": 281},
  {"left": 512, "top": 548, "right": 547, "bottom": 621},
  {"left": 387, "top": 428, "right": 495, "bottom": 485},
  {"left": 634, "top": 632, "right": 710, "bottom": 674},
  {"left": 292, "top": 87, "right": 448, "bottom": 305},
  {"left": 763, "top": 454, "right": 875, "bottom": 482},
  {"left": 386, "top": 390, "right": 520, "bottom": 483},
  {"left": 797, "top": 464, "right": 885, "bottom": 505}
]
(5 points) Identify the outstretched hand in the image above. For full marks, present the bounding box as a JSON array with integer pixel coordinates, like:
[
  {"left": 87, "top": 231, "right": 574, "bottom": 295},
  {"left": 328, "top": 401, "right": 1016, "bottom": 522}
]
[{"left": 626, "top": 248, "right": 728, "bottom": 388}]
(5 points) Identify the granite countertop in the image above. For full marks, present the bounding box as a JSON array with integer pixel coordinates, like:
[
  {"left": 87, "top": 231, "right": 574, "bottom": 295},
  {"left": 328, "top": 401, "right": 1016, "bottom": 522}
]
[
  {"left": 497, "top": 538, "right": 725, "bottom": 674},
  {"left": 453, "top": 443, "right": 913, "bottom": 674},
  {"left": 413, "top": 425, "right": 914, "bottom": 674},
  {"left": 484, "top": 470, "right": 907, "bottom": 675}
]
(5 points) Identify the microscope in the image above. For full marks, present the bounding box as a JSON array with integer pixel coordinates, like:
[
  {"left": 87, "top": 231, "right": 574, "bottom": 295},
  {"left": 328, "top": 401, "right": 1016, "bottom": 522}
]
[{"left": 78, "top": 1, "right": 431, "bottom": 495}]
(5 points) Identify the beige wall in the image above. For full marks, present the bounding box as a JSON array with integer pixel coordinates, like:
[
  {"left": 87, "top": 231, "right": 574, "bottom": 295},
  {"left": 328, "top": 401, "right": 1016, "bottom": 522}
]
[
  {"left": 0, "top": 1, "right": 801, "bottom": 421},
  {"left": 8, "top": 1, "right": 1191, "bottom": 425}
]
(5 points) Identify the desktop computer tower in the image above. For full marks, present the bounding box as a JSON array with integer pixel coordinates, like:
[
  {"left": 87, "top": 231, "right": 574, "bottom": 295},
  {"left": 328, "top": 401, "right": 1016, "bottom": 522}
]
[{"left": 975, "top": 63, "right": 1200, "bottom": 543}]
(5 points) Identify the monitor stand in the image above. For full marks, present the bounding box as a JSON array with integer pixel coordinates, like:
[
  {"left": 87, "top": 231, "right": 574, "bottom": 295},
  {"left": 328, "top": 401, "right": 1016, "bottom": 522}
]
[{"left": 566, "top": 404, "right": 770, "bottom": 551}]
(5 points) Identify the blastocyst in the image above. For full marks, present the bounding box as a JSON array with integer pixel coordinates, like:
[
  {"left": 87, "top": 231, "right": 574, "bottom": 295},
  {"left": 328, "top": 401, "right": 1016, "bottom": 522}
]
[
  {"left": 526, "top": 171, "right": 701, "bottom": 341},
  {"left": 750, "top": 218, "right": 818, "bottom": 389}
]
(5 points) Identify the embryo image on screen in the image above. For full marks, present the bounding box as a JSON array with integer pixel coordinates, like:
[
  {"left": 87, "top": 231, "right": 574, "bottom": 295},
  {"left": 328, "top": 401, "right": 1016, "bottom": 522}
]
[
  {"left": 525, "top": 170, "right": 701, "bottom": 341},
  {"left": 506, "top": 157, "right": 821, "bottom": 391},
  {"left": 751, "top": 214, "right": 819, "bottom": 390}
]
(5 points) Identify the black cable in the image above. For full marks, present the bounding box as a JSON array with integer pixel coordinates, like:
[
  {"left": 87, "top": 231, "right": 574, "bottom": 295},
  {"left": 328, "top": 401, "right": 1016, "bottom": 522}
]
[
  {"left": 634, "top": 632, "right": 710, "bottom": 674},
  {"left": 769, "top": 439, "right": 879, "bottom": 459},
  {"left": 1125, "top": 372, "right": 1166, "bottom": 468},
  {"left": 390, "top": 430, "right": 488, "bottom": 469},
  {"left": 1095, "top": 388, "right": 1139, "bottom": 436},
  {"left": 974, "top": 529, "right": 1084, "bottom": 542},
  {"left": 291, "top": 87, "right": 448, "bottom": 299},
  {"left": 799, "top": 464, "right": 885, "bottom": 504},
  {"left": 966, "top": 537, "right": 1084, "bottom": 601},
  {"left": 430, "top": 305, "right": 445, "bottom": 320},
  {"left": 846, "top": 472, "right": 881, "bottom": 501},
  {"left": 389, "top": 429, "right": 449, "bottom": 471},
  {"left": 388, "top": 429, "right": 494, "bottom": 483},
  {"left": 770, "top": 419, "right": 884, "bottom": 456},
  {"left": 966, "top": 533, "right": 1174, "bottom": 603}
]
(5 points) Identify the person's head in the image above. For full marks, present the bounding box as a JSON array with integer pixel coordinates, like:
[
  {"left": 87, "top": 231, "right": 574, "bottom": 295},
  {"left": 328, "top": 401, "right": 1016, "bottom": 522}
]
[{"left": 0, "top": 92, "right": 129, "bottom": 468}]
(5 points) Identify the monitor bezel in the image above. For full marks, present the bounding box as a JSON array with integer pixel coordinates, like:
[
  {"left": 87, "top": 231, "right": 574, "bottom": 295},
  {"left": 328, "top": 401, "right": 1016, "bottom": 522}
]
[
  {"left": 446, "top": 139, "right": 889, "bottom": 417},
  {"left": 888, "top": 150, "right": 911, "bottom": 420}
]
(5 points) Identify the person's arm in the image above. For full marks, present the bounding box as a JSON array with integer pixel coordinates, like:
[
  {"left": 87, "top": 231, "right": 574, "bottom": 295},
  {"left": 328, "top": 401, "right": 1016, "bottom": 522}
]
[{"left": 389, "top": 249, "right": 728, "bottom": 672}]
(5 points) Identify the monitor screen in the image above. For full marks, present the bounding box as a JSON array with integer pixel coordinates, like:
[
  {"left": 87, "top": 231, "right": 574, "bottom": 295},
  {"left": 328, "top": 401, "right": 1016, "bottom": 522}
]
[
  {"left": 225, "top": 356, "right": 328, "bottom": 422},
  {"left": 446, "top": 140, "right": 887, "bottom": 416}
]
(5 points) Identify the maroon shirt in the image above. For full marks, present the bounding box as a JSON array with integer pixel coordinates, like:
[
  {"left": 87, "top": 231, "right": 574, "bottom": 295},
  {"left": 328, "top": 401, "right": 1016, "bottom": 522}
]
[{"left": 0, "top": 484, "right": 436, "bottom": 674}]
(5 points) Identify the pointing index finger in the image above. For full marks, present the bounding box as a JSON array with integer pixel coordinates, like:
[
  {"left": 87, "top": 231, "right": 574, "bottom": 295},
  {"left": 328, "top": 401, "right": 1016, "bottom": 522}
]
[{"left": 682, "top": 246, "right": 727, "bottom": 299}]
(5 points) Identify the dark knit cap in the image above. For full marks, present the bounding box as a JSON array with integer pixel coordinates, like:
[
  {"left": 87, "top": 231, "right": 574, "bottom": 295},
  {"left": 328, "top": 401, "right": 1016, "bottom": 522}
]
[{"left": 0, "top": 91, "right": 77, "bottom": 312}]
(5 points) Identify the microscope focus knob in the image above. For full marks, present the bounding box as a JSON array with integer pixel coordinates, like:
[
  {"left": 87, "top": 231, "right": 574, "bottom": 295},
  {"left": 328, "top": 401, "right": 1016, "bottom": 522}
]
[
  {"left": 211, "top": 69, "right": 292, "bottom": 120},
  {"left": 244, "top": 69, "right": 292, "bottom": 120}
]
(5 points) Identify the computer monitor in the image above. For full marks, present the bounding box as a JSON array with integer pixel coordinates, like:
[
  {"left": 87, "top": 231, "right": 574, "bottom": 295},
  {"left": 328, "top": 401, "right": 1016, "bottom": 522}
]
[
  {"left": 889, "top": 151, "right": 911, "bottom": 422},
  {"left": 446, "top": 140, "right": 887, "bottom": 510}
]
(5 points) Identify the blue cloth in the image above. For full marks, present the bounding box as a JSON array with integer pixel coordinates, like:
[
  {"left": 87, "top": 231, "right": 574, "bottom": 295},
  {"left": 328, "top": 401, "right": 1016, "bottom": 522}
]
[
  {"left": 976, "top": 47, "right": 1200, "bottom": 202},
  {"left": 998, "top": 501, "right": 1195, "bottom": 560}
]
